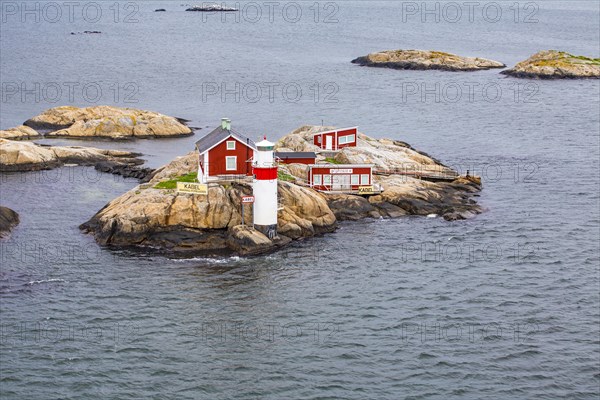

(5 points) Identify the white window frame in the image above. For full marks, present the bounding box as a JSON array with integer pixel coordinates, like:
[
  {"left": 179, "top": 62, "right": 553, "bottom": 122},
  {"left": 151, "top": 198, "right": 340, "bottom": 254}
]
[
  {"left": 313, "top": 174, "right": 322, "bottom": 185},
  {"left": 351, "top": 174, "right": 359, "bottom": 185},
  {"left": 323, "top": 175, "right": 332, "bottom": 185},
  {"left": 226, "top": 156, "right": 237, "bottom": 171},
  {"left": 226, "top": 140, "right": 236, "bottom": 150},
  {"left": 360, "top": 174, "right": 370, "bottom": 185},
  {"left": 338, "top": 134, "right": 356, "bottom": 145}
]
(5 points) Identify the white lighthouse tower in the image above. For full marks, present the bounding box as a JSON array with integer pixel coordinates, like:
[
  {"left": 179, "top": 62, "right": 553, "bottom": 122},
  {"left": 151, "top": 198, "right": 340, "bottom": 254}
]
[{"left": 252, "top": 137, "right": 278, "bottom": 238}]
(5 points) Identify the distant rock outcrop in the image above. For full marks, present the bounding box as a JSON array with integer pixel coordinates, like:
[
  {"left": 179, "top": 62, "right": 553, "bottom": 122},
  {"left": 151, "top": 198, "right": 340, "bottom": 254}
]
[
  {"left": 0, "top": 207, "right": 19, "bottom": 238},
  {"left": 185, "top": 5, "right": 238, "bottom": 11},
  {"left": 352, "top": 50, "right": 505, "bottom": 71},
  {"left": 81, "top": 126, "right": 482, "bottom": 256},
  {"left": 24, "top": 106, "right": 193, "bottom": 138},
  {"left": 0, "top": 139, "right": 148, "bottom": 178},
  {"left": 501, "top": 50, "right": 600, "bottom": 79},
  {"left": 0, "top": 125, "right": 41, "bottom": 140}
]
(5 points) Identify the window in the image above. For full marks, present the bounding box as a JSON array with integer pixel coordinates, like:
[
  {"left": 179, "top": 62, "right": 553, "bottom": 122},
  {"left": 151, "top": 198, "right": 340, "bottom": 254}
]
[
  {"left": 226, "top": 140, "right": 236, "bottom": 150},
  {"left": 339, "top": 134, "right": 356, "bottom": 145},
  {"left": 351, "top": 174, "right": 359, "bottom": 185},
  {"left": 360, "top": 174, "right": 370, "bottom": 185},
  {"left": 226, "top": 156, "right": 237, "bottom": 171},
  {"left": 323, "top": 175, "right": 332, "bottom": 185},
  {"left": 313, "top": 174, "right": 322, "bottom": 185},
  {"left": 316, "top": 136, "right": 321, "bottom": 144}
]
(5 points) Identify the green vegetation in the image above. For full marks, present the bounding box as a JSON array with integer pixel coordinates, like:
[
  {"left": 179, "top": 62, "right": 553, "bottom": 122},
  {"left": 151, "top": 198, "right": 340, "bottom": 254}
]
[
  {"left": 154, "top": 172, "right": 198, "bottom": 189},
  {"left": 535, "top": 51, "right": 600, "bottom": 67},
  {"left": 324, "top": 157, "right": 342, "bottom": 164},
  {"left": 277, "top": 170, "right": 296, "bottom": 182},
  {"left": 429, "top": 51, "right": 454, "bottom": 58}
]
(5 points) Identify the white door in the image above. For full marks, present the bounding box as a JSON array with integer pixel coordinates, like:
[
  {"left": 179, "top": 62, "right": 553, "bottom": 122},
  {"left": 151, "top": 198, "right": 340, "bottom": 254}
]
[{"left": 325, "top": 135, "right": 333, "bottom": 150}]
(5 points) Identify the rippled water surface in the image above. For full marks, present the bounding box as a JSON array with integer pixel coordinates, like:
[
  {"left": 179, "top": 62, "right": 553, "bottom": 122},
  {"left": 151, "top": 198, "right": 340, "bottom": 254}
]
[{"left": 1, "top": 1, "right": 599, "bottom": 399}]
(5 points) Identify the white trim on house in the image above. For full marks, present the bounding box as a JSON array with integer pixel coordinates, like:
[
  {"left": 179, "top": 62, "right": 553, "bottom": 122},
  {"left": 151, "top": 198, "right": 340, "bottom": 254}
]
[
  {"left": 226, "top": 140, "right": 236, "bottom": 150},
  {"left": 310, "top": 126, "right": 359, "bottom": 136},
  {"left": 203, "top": 152, "right": 209, "bottom": 182},
  {"left": 200, "top": 134, "right": 257, "bottom": 157}
]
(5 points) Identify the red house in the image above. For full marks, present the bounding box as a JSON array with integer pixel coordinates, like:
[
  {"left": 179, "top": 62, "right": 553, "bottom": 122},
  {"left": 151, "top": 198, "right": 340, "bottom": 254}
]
[
  {"left": 195, "top": 118, "right": 257, "bottom": 182},
  {"left": 275, "top": 151, "right": 317, "bottom": 165},
  {"left": 312, "top": 127, "right": 358, "bottom": 151},
  {"left": 308, "top": 164, "right": 379, "bottom": 193}
]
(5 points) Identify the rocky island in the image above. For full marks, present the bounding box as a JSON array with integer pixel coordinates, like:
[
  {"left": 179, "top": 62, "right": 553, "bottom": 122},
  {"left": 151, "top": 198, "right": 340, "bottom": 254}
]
[
  {"left": 185, "top": 4, "right": 238, "bottom": 12},
  {"left": 351, "top": 50, "right": 505, "bottom": 71},
  {"left": 23, "top": 106, "right": 193, "bottom": 138},
  {"left": 0, "top": 139, "right": 149, "bottom": 178},
  {"left": 80, "top": 126, "right": 482, "bottom": 256},
  {"left": 501, "top": 50, "right": 600, "bottom": 79},
  {"left": 0, "top": 206, "right": 19, "bottom": 238}
]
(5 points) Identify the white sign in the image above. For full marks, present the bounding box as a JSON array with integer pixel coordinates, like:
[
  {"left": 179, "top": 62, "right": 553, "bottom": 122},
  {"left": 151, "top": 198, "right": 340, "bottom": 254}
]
[
  {"left": 176, "top": 182, "right": 208, "bottom": 195},
  {"left": 330, "top": 169, "right": 353, "bottom": 174},
  {"left": 241, "top": 196, "right": 255, "bottom": 204}
]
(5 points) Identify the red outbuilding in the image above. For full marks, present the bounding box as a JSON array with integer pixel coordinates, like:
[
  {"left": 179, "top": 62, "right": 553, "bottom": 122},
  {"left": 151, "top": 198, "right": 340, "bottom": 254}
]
[
  {"left": 275, "top": 151, "right": 317, "bottom": 165},
  {"left": 195, "top": 118, "right": 257, "bottom": 182},
  {"left": 312, "top": 127, "right": 358, "bottom": 150},
  {"left": 308, "top": 164, "right": 379, "bottom": 193}
]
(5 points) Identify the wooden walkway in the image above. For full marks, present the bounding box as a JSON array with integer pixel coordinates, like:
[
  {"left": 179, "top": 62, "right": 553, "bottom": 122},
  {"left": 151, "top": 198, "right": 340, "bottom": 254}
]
[{"left": 373, "top": 168, "right": 459, "bottom": 182}]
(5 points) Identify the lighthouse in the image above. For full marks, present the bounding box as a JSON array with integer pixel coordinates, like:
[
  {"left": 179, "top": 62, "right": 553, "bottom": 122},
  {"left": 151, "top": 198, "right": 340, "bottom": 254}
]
[{"left": 252, "top": 137, "right": 278, "bottom": 238}]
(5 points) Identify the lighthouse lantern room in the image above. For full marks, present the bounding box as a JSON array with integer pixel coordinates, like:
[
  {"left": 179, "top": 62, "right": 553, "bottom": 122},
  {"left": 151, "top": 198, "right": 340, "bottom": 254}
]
[{"left": 252, "top": 137, "right": 278, "bottom": 238}]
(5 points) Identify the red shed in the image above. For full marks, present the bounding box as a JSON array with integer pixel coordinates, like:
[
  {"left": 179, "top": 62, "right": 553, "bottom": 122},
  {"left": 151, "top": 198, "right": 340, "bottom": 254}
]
[
  {"left": 195, "top": 118, "right": 257, "bottom": 182},
  {"left": 275, "top": 151, "right": 317, "bottom": 165},
  {"left": 312, "top": 127, "right": 358, "bottom": 150},
  {"left": 308, "top": 164, "right": 378, "bottom": 193}
]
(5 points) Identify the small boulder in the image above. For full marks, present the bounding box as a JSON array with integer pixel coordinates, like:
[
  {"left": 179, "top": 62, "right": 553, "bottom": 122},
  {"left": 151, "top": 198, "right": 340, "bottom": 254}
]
[
  {"left": 226, "top": 225, "right": 276, "bottom": 255},
  {"left": 0, "top": 206, "right": 19, "bottom": 238}
]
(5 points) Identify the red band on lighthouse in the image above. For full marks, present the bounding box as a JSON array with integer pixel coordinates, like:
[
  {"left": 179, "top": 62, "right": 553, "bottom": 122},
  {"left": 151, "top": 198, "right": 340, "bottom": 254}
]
[{"left": 253, "top": 167, "right": 278, "bottom": 180}]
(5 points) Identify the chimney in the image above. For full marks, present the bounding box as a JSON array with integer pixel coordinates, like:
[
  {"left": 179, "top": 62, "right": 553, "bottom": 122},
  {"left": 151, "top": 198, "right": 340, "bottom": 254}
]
[
  {"left": 221, "top": 118, "right": 227, "bottom": 129},
  {"left": 225, "top": 118, "right": 231, "bottom": 131}
]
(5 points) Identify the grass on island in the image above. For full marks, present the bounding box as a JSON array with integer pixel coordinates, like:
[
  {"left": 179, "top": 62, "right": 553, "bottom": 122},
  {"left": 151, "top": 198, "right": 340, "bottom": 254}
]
[
  {"left": 534, "top": 51, "right": 600, "bottom": 67},
  {"left": 324, "top": 157, "right": 342, "bottom": 164},
  {"left": 154, "top": 172, "right": 198, "bottom": 189},
  {"left": 278, "top": 170, "right": 296, "bottom": 182}
]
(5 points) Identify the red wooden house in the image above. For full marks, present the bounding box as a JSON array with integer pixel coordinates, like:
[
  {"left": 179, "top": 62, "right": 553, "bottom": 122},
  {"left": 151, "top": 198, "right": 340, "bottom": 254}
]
[
  {"left": 195, "top": 118, "right": 257, "bottom": 182},
  {"left": 312, "top": 127, "right": 358, "bottom": 151},
  {"left": 275, "top": 151, "right": 317, "bottom": 165},
  {"left": 308, "top": 164, "right": 379, "bottom": 193}
]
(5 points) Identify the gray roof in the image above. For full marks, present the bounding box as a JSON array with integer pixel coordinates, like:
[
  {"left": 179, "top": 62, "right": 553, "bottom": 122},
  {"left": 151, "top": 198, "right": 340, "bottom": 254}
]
[
  {"left": 195, "top": 126, "right": 256, "bottom": 154},
  {"left": 275, "top": 152, "right": 317, "bottom": 159}
]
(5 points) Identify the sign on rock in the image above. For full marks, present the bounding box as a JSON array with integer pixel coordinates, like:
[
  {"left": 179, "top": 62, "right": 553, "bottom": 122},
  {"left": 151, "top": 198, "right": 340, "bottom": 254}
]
[
  {"left": 176, "top": 182, "right": 208, "bottom": 195},
  {"left": 241, "top": 196, "right": 255, "bottom": 204}
]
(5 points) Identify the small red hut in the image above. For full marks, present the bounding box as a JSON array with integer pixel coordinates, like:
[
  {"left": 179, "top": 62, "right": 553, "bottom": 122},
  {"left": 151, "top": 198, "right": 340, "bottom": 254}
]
[
  {"left": 275, "top": 151, "right": 317, "bottom": 165},
  {"left": 312, "top": 127, "right": 358, "bottom": 151}
]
